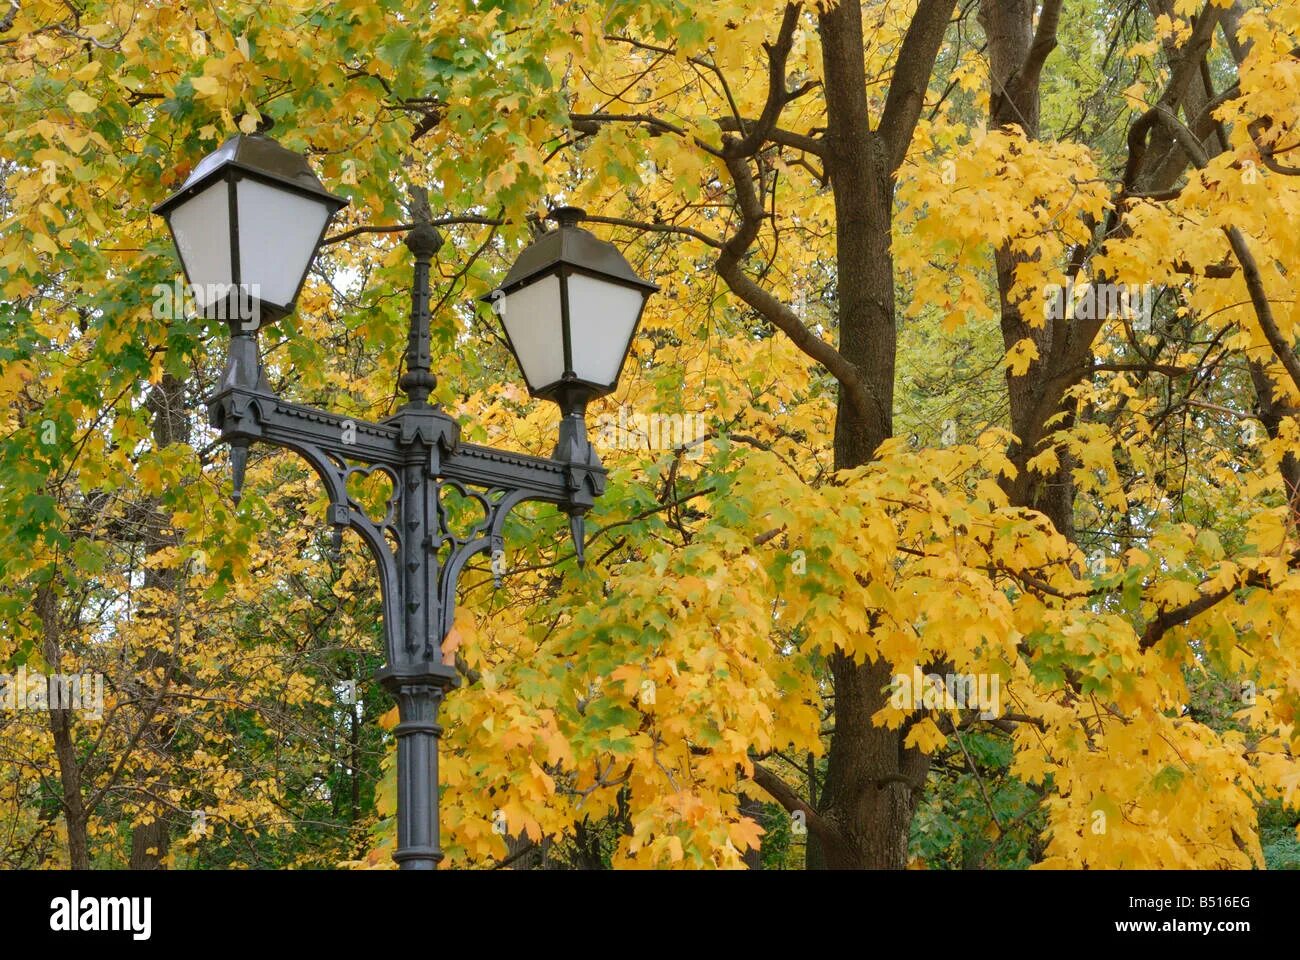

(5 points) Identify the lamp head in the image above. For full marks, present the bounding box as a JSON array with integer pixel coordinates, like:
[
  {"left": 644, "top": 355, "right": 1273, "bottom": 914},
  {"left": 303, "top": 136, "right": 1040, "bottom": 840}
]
[
  {"left": 482, "top": 206, "right": 657, "bottom": 407},
  {"left": 154, "top": 132, "right": 348, "bottom": 330}
]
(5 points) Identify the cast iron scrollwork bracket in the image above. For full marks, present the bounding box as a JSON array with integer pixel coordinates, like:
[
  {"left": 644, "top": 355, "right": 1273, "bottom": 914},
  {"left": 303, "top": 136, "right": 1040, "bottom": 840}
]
[{"left": 206, "top": 383, "right": 604, "bottom": 677}]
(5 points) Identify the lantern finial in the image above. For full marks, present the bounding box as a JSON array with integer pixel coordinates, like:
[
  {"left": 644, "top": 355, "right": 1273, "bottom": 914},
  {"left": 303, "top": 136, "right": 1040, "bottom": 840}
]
[{"left": 548, "top": 206, "right": 586, "bottom": 228}]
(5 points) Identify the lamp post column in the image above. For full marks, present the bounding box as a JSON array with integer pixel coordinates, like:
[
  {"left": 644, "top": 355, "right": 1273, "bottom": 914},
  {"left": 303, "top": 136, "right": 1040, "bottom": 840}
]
[
  {"left": 385, "top": 678, "right": 448, "bottom": 870},
  {"left": 377, "top": 220, "right": 460, "bottom": 870}
]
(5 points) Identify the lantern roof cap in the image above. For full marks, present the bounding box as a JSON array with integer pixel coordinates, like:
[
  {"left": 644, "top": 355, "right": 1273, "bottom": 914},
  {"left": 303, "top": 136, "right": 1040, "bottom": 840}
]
[
  {"left": 494, "top": 207, "right": 658, "bottom": 295},
  {"left": 153, "top": 133, "right": 348, "bottom": 216}
]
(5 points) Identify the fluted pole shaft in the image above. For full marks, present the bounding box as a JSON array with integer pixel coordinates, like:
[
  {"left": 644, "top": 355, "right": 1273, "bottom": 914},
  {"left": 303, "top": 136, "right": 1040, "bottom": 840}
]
[{"left": 399, "top": 222, "right": 442, "bottom": 406}]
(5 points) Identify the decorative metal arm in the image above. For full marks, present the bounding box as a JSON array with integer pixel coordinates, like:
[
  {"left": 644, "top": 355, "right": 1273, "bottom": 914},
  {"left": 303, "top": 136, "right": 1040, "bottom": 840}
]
[{"left": 206, "top": 220, "right": 606, "bottom": 869}]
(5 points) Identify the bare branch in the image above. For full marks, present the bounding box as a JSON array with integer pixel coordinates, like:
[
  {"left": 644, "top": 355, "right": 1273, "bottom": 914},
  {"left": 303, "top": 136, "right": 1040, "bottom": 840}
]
[
  {"left": 716, "top": 117, "right": 824, "bottom": 157},
  {"left": 751, "top": 762, "right": 846, "bottom": 847},
  {"left": 1020, "top": 0, "right": 1063, "bottom": 89},
  {"left": 1151, "top": 106, "right": 1300, "bottom": 394},
  {"left": 724, "top": 3, "right": 805, "bottom": 159},
  {"left": 569, "top": 112, "right": 726, "bottom": 158},
  {"left": 581, "top": 214, "right": 723, "bottom": 249},
  {"left": 322, "top": 215, "right": 502, "bottom": 247},
  {"left": 715, "top": 151, "right": 874, "bottom": 421},
  {"left": 879, "top": 0, "right": 960, "bottom": 172}
]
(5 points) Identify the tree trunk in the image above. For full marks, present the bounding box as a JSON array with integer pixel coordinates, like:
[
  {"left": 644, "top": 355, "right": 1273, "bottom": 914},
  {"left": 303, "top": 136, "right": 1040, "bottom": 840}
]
[
  {"left": 37, "top": 582, "right": 90, "bottom": 869},
  {"left": 821, "top": 656, "right": 929, "bottom": 868},
  {"left": 810, "top": 0, "right": 951, "bottom": 869},
  {"left": 129, "top": 821, "right": 170, "bottom": 870},
  {"left": 979, "top": 0, "right": 1077, "bottom": 536}
]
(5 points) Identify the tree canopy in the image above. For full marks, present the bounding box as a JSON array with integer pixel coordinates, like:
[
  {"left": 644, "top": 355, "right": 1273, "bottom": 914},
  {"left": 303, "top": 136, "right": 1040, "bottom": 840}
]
[{"left": 1, "top": 0, "right": 1298, "bottom": 869}]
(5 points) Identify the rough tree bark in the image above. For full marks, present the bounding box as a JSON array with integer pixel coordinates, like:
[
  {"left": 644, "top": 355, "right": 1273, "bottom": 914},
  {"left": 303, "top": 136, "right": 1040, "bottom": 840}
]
[
  {"left": 985, "top": 3, "right": 1237, "bottom": 540},
  {"left": 811, "top": 0, "right": 957, "bottom": 869},
  {"left": 978, "top": 0, "right": 1075, "bottom": 536},
  {"left": 709, "top": 0, "right": 956, "bottom": 871},
  {"left": 36, "top": 581, "right": 91, "bottom": 869}
]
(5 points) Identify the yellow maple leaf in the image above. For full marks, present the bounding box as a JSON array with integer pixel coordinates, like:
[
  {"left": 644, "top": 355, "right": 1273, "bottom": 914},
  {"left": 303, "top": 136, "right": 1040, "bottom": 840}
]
[
  {"left": 65, "top": 90, "right": 97, "bottom": 114},
  {"left": 1005, "top": 337, "right": 1040, "bottom": 376}
]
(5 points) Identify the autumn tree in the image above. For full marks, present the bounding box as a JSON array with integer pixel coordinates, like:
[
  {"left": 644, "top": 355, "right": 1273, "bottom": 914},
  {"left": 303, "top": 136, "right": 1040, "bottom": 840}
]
[{"left": 1, "top": 0, "right": 1298, "bottom": 870}]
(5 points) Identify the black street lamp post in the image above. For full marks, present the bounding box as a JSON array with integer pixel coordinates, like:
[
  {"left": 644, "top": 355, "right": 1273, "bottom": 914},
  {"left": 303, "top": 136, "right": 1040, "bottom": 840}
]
[{"left": 155, "top": 133, "right": 656, "bottom": 869}]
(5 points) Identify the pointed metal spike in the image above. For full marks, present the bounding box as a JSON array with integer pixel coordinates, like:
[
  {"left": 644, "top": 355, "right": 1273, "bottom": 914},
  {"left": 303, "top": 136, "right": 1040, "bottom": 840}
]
[
  {"left": 570, "top": 513, "right": 586, "bottom": 568},
  {"left": 230, "top": 443, "right": 248, "bottom": 506}
]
